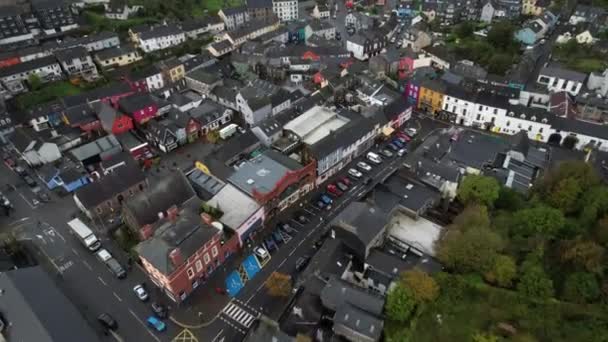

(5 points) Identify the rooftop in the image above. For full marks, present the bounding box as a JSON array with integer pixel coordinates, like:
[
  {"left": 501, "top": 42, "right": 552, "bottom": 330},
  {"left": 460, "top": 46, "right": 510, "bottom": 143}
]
[
  {"left": 69, "top": 134, "right": 121, "bottom": 162},
  {"left": 207, "top": 183, "right": 261, "bottom": 230},
  {"left": 283, "top": 105, "right": 349, "bottom": 145},
  {"left": 320, "top": 275, "right": 385, "bottom": 316}
]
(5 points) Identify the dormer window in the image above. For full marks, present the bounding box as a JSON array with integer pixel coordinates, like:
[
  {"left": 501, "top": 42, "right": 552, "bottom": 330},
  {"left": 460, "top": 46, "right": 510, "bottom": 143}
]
[
  {"left": 531, "top": 116, "right": 536, "bottom": 121},
  {"left": 520, "top": 114, "right": 526, "bottom": 119},
  {"left": 541, "top": 118, "right": 548, "bottom": 123},
  {"left": 508, "top": 111, "right": 514, "bottom": 116}
]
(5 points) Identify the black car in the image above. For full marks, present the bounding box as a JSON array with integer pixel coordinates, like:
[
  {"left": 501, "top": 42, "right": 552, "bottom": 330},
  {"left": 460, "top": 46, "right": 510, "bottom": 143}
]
[
  {"left": 14, "top": 165, "right": 27, "bottom": 177},
  {"left": 151, "top": 302, "right": 168, "bottom": 318},
  {"left": 23, "top": 175, "right": 37, "bottom": 187},
  {"left": 37, "top": 192, "right": 51, "bottom": 203},
  {"left": 335, "top": 32, "right": 341, "bottom": 40},
  {"left": 97, "top": 313, "right": 118, "bottom": 330},
  {"left": 336, "top": 181, "right": 348, "bottom": 192},
  {"left": 295, "top": 255, "right": 311, "bottom": 272},
  {"left": 363, "top": 177, "right": 372, "bottom": 185}
]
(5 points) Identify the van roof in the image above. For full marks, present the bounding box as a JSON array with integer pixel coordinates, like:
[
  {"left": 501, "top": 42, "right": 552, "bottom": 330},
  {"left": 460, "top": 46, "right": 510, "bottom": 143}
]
[{"left": 97, "top": 249, "right": 111, "bottom": 261}]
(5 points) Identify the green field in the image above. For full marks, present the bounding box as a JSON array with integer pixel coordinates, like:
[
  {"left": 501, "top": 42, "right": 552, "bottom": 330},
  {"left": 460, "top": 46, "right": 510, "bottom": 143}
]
[{"left": 16, "top": 81, "right": 84, "bottom": 109}]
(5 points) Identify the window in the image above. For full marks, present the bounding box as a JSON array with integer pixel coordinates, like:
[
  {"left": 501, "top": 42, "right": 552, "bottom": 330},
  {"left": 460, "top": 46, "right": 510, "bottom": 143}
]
[
  {"left": 187, "top": 267, "right": 195, "bottom": 279},
  {"left": 212, "top": 246, "right": 218, "bottom": 257},
  {"left": 204, "top": 253, "right": 210, "bottom": 264},
  {"left": 506, "top": 121, "right": 511, "bottom": 127},
  {"left": 195, "top": 260, "right": 203, "bottom": 272}
]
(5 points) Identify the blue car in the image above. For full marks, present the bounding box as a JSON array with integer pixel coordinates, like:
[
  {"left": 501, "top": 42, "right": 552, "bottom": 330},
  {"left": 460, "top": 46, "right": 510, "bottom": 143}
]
[
  {"left": 264, "top": 237, "right": 277, "bottom": 251},
  {"left": 387, "top": 143, "right": 399, "bottom": 151},
  {"left": 147, "top": 316, "right": 166, "bottom": 332},
  {"left": 392, "top": 139, "right": 404, "bottom": 148},
  {"left": 320, "top": 194, "right": 333, "bottom": 205},
  {"left": 273, "top": 231, "right": 284, "bottom": 244}
]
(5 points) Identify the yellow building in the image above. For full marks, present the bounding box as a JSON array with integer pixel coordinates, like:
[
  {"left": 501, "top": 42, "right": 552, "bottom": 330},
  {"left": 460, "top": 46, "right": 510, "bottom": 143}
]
[
  {"left": 157, "top": 58, "right": 186, "bottom": 83},
  {"left": 522, "top": 0, "right": 550, "bottom": 16},
  {"left": 418, "top": 79, "right": 446, "bottom": 115},
  {"left": 94, "top": 46, "right": 142, "bottom": 68}
]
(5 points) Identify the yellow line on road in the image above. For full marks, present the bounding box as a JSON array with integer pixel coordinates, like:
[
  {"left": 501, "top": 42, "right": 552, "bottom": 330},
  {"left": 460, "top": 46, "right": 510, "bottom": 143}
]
[{"left": 172, "top": 328, "right": 198, "bottom": 342}]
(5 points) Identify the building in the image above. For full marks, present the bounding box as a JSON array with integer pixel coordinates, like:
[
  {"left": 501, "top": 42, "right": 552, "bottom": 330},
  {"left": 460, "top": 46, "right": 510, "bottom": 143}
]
[
  {"left": 0, "top": 55, "right": 62, "bottom": 94},
  {"left": 94, "top": 102, "right": 133, "bottom": 135},
  {"left": 311, "top": 3, "right": 330, "bottom": 19},
  {"left": 95, "top": 45, "right": 142, "bottom": 68},
  {"left": 402, "top": 23, "right": 432, "bottom": 52},
  {"left": 345, "top": 11, "right": 373, "bottom": 31},
  {"left": 0, "top": 266, "right": 101, "bottom": 342},
  {"left": 236, "top": 83, "right": 276, "bottom": 125},
  {"left": 480, "top": 0, "right": 506, "bottom": 23},
  {"left": 39, "top": 164, "right": 90, "bottom": 193},
  {"left": 0, "top": 5, "right": 32, "bottom": 46},
  {"left": 218, "top": 6, "right": 250, "bottom": 30},
  {"left": 417, "top": 79, "right": 446, "bottom": 114},
  {"left": 119, "top": 93, "right": 159, "bottom": 124},
  {"left": 74, "top": 161, "right": 146, "bottom": 219},
  {"left": 537, "top": 64, "right": 586, "bottom": 96},
  {"left": 135, "top": 199, "right": 239, "bottom": 303},
  {"left": 273, "top": 0, "right": 298, "bottom": 22},
  {"left": 54, "top": 46, "right": 99, "bottom": 80},
  {"left": 522, "top": 0, "right": 550, "bottom": 16},
  {"left": 31, "top": 0, "right": 77, "bottom": 33},
  {"left": 346, "top": 31, "right": 387, "bottom": 60},
  {"left": 569, "top": 5, "right": 606, "bottom": 25},
  {"left": 185, "top": 68, "right": 222, "bottom": 96},
  {"left": 181, "top": 17, "right": 225, "bottom": 39},
  {"left": 57, "top": 31, "right": 120, "bottom": 52},
  {"left": 188, "top": 98, "right": 233, "bottom": 137},
  {"left": 104, "top": 1, "right": 142, "bottom": 20},
  {"left": 124, "top": 65, "right": 165, "bottom": 92},
  {"left": 156, "top": 57, "right": 186, "bottom": 84},
  {"left": 309, "top": 19, "right": 335, "bottom": 40},
  {"left": 588, "top": 68, "right": 608, "bottom": 97},
  {"left": 68, "top": 134, "right": 122, "bottom": 167},
  {"left": 130, "top": 24, "right": 186, "bottom": 53},
  {"left": 515, "top": 10, "right": 558, "bottom": 45},
  {"left": 9, "top": 127, "right": 61, "bottom": 166},
  {"left": 247, "top": 0, "right": 274, "bottom": 20}
]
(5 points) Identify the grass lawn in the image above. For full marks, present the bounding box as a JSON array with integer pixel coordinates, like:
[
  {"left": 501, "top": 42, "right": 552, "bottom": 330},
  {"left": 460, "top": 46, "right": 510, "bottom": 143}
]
[
  {"left": 397, "top": 273, "right": 608, "bottom": 342},
  {"left": 16, "top": 81, "right": 83, "bottom": 109},
  {"left": 566, "top": 58, "right": 607, "bottom": 74}
]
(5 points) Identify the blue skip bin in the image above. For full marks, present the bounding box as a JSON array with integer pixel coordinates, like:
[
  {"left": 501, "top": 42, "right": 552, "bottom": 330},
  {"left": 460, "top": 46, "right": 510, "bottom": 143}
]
[
  {"left": 225, "top": 271, "right": 244, "bottom": 297},
  {"left": 242, "top": 255, "right": 261, "bottom": 280}
]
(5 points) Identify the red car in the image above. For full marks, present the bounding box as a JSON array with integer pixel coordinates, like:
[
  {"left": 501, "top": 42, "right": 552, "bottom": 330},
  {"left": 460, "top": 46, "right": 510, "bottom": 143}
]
[
  {"left": 341, "top": 176, "right": 351, "bottom": 187},
  {"left": 397, "top": 132, "right": 411, "bottom": 141},
  {"left": 327, "top": 184, "right": 343, "bottom": 197}
]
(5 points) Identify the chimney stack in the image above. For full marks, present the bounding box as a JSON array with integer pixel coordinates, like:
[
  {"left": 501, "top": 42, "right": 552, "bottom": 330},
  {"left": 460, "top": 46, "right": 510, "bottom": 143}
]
[
  {"left": 167, "top": 205, "right": 179, "bottom": 221},
  {"left": 139, "top": 224, "right": 154, "bottom": 240},
  {"left": 169, "top": 248, "right": 184, "bottom": 267}
]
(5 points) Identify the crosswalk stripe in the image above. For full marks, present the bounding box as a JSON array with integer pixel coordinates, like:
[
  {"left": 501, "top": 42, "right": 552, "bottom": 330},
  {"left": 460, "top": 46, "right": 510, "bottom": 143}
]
[
  {"left": 234, "top": 310, "right": 247, "bottom": 323},
  {"left": 243, "top": 316, "right": 254, "bottom": 327},
  {"left": 225, "top": 304, "right": 239, "bottom": 317}
]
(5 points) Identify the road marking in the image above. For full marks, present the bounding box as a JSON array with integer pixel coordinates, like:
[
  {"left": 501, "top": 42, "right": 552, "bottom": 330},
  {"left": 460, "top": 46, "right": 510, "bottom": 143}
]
[
  {"left": 82, "top": 260, "right": 92, "bottom": 270},
  {"left": 71, "top": 248, "right": 79, "bottom": 256},
  {"left": 218, "top": 316, "right": 245, "bottom": 334},
  {"left": 129, "top": 309, "right": 161, "bottom": 342},
  {"left": 16, "top": 191, "right": 35, "bottom": 209},
  {"left": 113, "top": 292, "right": 123, "bottom": 302},
  {"left": 38, "top": 246, "right": 62, "bottom": 273},
  {"left": 98, "top": 276, "right": 107, "bottom": 286},
  {"left": 8, "top": 217, "right": 30, "bottom": 226},
  {"left": 108, "top": 330, "right": 125, "bottom": 342},
  {"left": 211, "top": 329, "right": 224, "bottom": 342}
]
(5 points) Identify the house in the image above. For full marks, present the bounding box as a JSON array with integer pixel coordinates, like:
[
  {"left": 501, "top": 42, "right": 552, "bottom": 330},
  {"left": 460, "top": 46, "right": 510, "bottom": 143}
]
[
  {"left": 74, "top": 161, "right": 146, "bottom": 219},
  {"left": 119, "top": 93, "right": 159, "bottom": 124},
  {"left": 185, "top": 68, "right": 223, "bottom": 96},
  {"left": 247, "top": 0, "right": 274, "bottom": 20},
  {"left": 0, "top": 6, "right": 32, "bottom": 47},
  {"left": 537, "top": 64, "right": 586, "bottom": 96},
  {"left": 25, "top": 101, "right": 64, "bottom": 131},
  {"left": 480, "top": 0, "right": 506, "bottom": 23},
  {"left": 116, "top": 131, "right": 154, "bottom": 162},
  {"left": 345, "top": 11, "right": 373, "bottom": 31},
  {"left": 181, "top": 17, "right": 225, "bottom": 39},
  {"left": 168, "top": 91, "right": 203, "bottom": 113},
  {"left": 309, "top": 20, "right": 335, "bottom": 40},
  {"left": 135, "top": 198, "right": 239, "bottom": 303},
  {"left": 236, "top": 84, "right": 274, "bottom": 125},
  {"left": 130, "top": 24, "right": 186, "bottom": 53},
  {"left": 63, "top": 103, "right": 102, "bottom": 133},
  {"left": 218, "top": 6, "right": 250, "bottom": 30},
  {"left": 188, "top": 99, "right": 233, "bottom": 136},
  {"left": 522, "top": 0, "right": 550, "bottom": 16},
  {"left": 402, "top": 22, "right": 432, "bottom": 52},
  {"left": 156, "top": 58, "right": 186, "bottom": 84},
  {"left": 31, "top": 0, "right": 77, "bottom": 32},
  {"left": 569, "top": 5, "right": 606, "bottom": 25},
  {"left": 418, "top": 79, "right": 447, "bottom": 114},
  {"left": 272, "top": 0, "right": 298, "bottom": 22},
  {"left": 515, "top": 10, "right": 558, "bottom": 45},
  {"left": 104, "top": 0, "right": 142, "bottom": 20},
  {"left": 182, "top": 53, "right": 218, "bottom": 73},
  {"left": 68, "top": 134, "right": 122, "bottom": 167},
  {"left": 347, "top": 31, "right": 387, "bottom": 60},
  {"left": 144, "top": 119, "right": 181, "bottom": 152},
  {"left": 576, "top": 94, "right": 608, "bottom": 123},
  {"left": 54, "top": 46, "right": 99, "bottom": 80},
  {"left": 0, "top": 56, "right": 62, "bottom": 94},
  {"left": 94, "top": 102, "right": 133, "bottom": 135},
  {"left": 0, "top": 267, "right": 101, "bottom": 342},
  {"left": 208, "top": 40, "right": 235, "bottom": 57},
  {"left": 9, "top": 127, "right": 62, "bottom": 166},
  {"left": 62, "top": 82, "right": 134, "bottom": 109},
  {"left": 311, "top": 3, "right": 331, "bottom": 19},
  {"left": 95, "top": 46, "right": 142, "bottom": 69},
  {"left": 57, "top": 31, "right": 120, "bottom": 53},
  {"left": 39, "top": 164, "right": 90, "bottom": 193},
  {"left": 588, "top": 68, "right": 608, "bottom": 97},
  {"left": 124, "top": 65, "right": 165, "bottom": 92}
]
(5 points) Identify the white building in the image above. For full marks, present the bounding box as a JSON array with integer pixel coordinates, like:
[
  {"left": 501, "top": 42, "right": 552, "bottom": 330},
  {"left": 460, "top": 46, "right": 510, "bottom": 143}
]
[
  {"left": 537, "top": 64, "right": 586, "bottom": 96},
  {"left": 587, "top": 69, "right": 608, "bottom": 97},
  {"left": 273, "top": 0, "right": 298, "bottom": 22},
  {"left": 0, "top": 56, "right": 63, "bottom": 94},
  {"left": 218, "top": 7, "right": 250, "bottom": 30},
  {"left": 54, "top": 47, "right": 99, "bottom": 80},
  {"left": 131, "top": 25, "right": 186, "bottom": 53}
]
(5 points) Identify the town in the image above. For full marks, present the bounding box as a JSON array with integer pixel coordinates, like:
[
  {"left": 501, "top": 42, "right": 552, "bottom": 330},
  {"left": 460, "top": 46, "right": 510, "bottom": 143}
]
[{"left": 0, "top": 0, "right": 607, "bottom": 341}]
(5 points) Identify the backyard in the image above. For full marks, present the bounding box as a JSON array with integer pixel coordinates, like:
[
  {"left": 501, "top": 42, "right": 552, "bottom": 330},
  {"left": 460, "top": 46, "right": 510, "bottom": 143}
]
[
  {"left": 16, "top": 81, "right": 84, "bottom": 109},
  {"left": 552, "top": 40, "right": 608, "bottom": 74}
]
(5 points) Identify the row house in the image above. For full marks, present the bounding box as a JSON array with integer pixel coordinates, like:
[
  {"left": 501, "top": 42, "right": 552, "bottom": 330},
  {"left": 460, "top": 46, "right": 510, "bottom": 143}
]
[
  {"left": 309, "top": 20, "right": 336, "bottom": 40},
  {"left": 62, "top": 82, "right": 134, "bottom": 109},
  {"left": 181, "top": 17, "right": 225, "bottom": 40},
  {"left": 0, "top": 56, "right": 62, "bottom": 94},
  {"left": 95, "top": 102, "right": 134, "bottom": 135},
  {"left": 417, "top": 78, "right": 446, "bottom": 115},
  {"left": 58, "top": 31, "right": 120, "bottom": 53},
  {"left": 104, "top": 2, "right": 142, "bottom": 20},
  {"left": 94, "top": 45, "right": 142, "bottom": 69},
  {"left": 144, "top": 119, "right": 180, "bottom": 152},
  {"left": 54, "top": 46, "right": 99, "bottom": 80},
  {"left": 0, "top": 6, "right": 33, "bottom": 46},
  {"left": 123, "top": 65, "right": 165, "bottom": 92},
  {"left": 32, "top": 0, "right": 77, "bottom": 33},
  {"left": 223, "top": 17, "right": 280, "bottom": 46},
  {"left": 63, "top": 103, "right": 102, "bottom": 133},
  {"left": 189, "top": 100, "right": 233, "bottom": 136},
  {"left": 247, "top": 0, "right": 274, "bottom": 20},
  {"left": 130, "top": 24, "right": 186, "bottom": 53},
  {"left": 119, "top": 93, "right": 159, "bottom": 124},
  {"left": 522, "top": 0, "right": 551, "bottom": 16},
  {"left": 207, "top": 40, "right": 235, "bottom": 57},
  {"left": 569, "top": 5, "right": 606, "bottom": 25},
  {"left": 537, "top": 64, "right": 586, "bottom": 96},
  {"left": 185, "top": 68, "right": 222, "bottom": 96},
  {"left": 218, "top": 6, "right": 250, "bottom": 30},
  {"left": 273, "top": 0, "right": 298, "bottom": 22},
  {"left": 346, "top": 31, "right": 387, "bottom": 61},
  {"left": 156, "top": 58, "right": 186, "bottom": 84}
]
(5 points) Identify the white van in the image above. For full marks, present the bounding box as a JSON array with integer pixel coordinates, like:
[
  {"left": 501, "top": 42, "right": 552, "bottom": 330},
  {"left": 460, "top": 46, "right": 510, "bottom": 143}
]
[{"left": 366, "top": 152, "right": 382, "bottom": 165}]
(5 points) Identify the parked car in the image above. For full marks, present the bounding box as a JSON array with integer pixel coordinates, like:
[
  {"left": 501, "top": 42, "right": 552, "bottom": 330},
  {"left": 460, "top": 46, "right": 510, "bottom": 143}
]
[
  {"left": 106, "top": 258, "right": 127, "bottom": 279},
  {"left": 273, "top": 231, "right": 284, "bottom": 244},
  {"left": 357, "top": 161, "right": 372, "bottom": 172},
  {"left": 320, "top": 194, "right": 333, "bottom": 205},
  {"left": 133, "top": 284, "right": 149, "bottom": 301},
  {"left": 37, "top": 192, "right": 51, "bottom": 203},
  {"left": 366, "top": 152, "right": 382, "bottom": 165},
  {"left": 3, "top": 158, "right": 15, "bottom": 168},
  {"left": 341, "top": 176, "right": 352, "bottom": 186},
  {"left": 23, "top": 175, "right": 37, "bottom": 187},
  {"left": 97, "top": 313, "right": 118, "bottom": 331},
  {"left": 14, "top": 166, "right": 26, "bottom": 176},
  {"left": 254, "top": 246, "right": 269, "bottom": 259},
  {"left": 280, "top": 223, "right": 297, "bottom": 234},
  {"left": 336, "top": 181, "right": 349, "bottom": 192},
  {"left": 363, "top": 177, "right": 373, "bottom": 185},
  {"left": 295, "top": 255, "right": 311, "bottom": 272},
  {"left": 314, "top": 200, "right": 326, "bottom": 210},
  {"left": 151, "top": 302, "right": 168, "bottom": 319},
  {"left": 327, "top": 184, "right": 343, "bottom": 197},
  {"left": 392, "top": 139, "right": 404, "bottom": 148},
  {"left": 405, "top": 128, "right": 418, "bottom": 137},
  {"left": 335, "top": 32, "right": 341, "bottom": 40},
  {"left": 387, "top": 143, "right": 399, "bottom": 151},
  {"left": 398, "top": 148, "right": 407, "bottom": 157},
  {"left": 397, "top": 131, "right": 411, "bottom": 141},
  {"left": 396, "top": 137, "right": 407, "bottom": 145},
  {"left": 147, "top": 316, "right": 166, "bottom": 332},
  {"left": 264, "top": 238, "right": 277, "bottom": 252},
  {"left": 379, "top": 149, "right": 393, "bottom": 158},
  {"left": 348, "top": 168, "right": 363, "bottom": 179}
]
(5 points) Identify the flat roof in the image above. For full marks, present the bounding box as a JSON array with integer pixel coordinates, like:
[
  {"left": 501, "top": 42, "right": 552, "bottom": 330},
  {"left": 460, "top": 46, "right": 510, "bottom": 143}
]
[
  {"left": 228, "top": 151, "right": 301, "bottom": 197},
  {"left": 387, "top": 211, "right": 444, "bottom": 256},
  {"left": 283, "top": 105, "right": 349, "bottom": 145},
  {"left": 207, "top": 184, "right": 260, "bottom": 229}
]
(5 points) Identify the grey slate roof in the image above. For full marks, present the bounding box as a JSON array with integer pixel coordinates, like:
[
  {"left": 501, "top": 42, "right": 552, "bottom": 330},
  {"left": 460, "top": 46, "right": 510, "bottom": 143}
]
[
  {"left": 54, "top": 46, "right": 89, "bottom": 62},
  {"left": 75, "top": 161, "right": 145, "bottom": 209},
  {"left": 228, "top": 150, "right": 302, "bottom": 196},
  {"left": 539, "top": 64, "right": 587, "bottom": 83},
  {"left": 0, "top": 55, "right": 58, "bottom": 78},
  {"left": 334, "top": 303, "right": 384, "bottom": 342},
  {"left": 139, "top": 24, "right": 183, "bottom": 40},
  {"left": 247, "top": 0, "right": 272, "bottom": 8},
  {"left": 320, "top": 275, "right": 385, "bottom": 315},
  {"left": 95, "top": 45, "right": 138, "bottom": 61},
  {"left": 0, "top": 266, "right": 101, "bottom": 342},
  {"left": 69, "top": 134, "right": 120, "bottom": 162}
]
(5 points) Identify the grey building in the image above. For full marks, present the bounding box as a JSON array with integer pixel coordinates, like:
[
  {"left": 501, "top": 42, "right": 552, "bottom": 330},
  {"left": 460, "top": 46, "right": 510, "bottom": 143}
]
[
  {"left": 31, "top": 0, "right": 76, "bottom": 32},
  {"left": 54, "top": 46, "right": 99, "bottom": 79},
  {"left": 0, "top": 5, "right": 31, "bottom": 45}
]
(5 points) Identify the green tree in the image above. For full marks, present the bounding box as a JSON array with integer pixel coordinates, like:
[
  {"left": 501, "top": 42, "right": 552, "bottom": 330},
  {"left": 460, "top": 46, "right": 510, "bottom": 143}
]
[
  {"left": 458, "top": 175, "right": 500, "bottom": 207},
  {"left": 453, "top": 205, "right": 491, "bottom": 229},
  {"left": 547, "top": 178, "right": 583, "bottom": 214},
  {"left": 454, "top": 22, "right": 475, "bottom": 39},
  {"left": 206, "top": 130, "right": 220, "bottom": 143},
  {"left": 437, "top": 226, "right": 503, "bottom": 273},
  {"left": 560, "top": 239, "right": 605, "bottom": 274},
  {"left": 495, "top": 187, "right": 525, "bottom": 211},
  {"left": 485, "top": 255, "right": 517, "bottom": 287},
  {"left": 472, "top": 332, "right": 499, "bottom": 342},
  {"left": 487, "top": 53, "right": 512, "bottom": 74},
  {"left": 536, "top": 161, "right": 599, "bottom": 198},
  {"left": 562, "top": 272, "right": 600, "bottom": 303},
  {"left": 595, "top": 215, "right": 608, "bottom": 246},
  {"left": 27, "top": 74, "right": 42, "bottom": 90},
  {"left": 385, "top": 283, "right": 416, "bottom": 322},
  {"left": 517, "top": 258, "right": 554, "bottom": 299},
  {"left": 487, "top": 21, "right": 515, "bottom": 49},
  {"left": 512, "top": 205, "right": 565, "bottom": 238},
  {"left": 401, "top": 268, "right": 440, "bottom": 303}
]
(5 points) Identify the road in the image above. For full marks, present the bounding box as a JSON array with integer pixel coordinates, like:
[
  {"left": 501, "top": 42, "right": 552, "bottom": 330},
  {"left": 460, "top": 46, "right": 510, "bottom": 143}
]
[{"left": 0, "top": 162, "right": 175, "bottom": 342}]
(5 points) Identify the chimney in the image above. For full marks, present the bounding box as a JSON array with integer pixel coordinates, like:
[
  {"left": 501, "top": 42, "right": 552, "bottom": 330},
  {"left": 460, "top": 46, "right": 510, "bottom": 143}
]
[
  {"left": 201, "top": 213, "right": 213, "bottom": 225},
  {"left": 167, "top": 205, "right": 179, "bottom": 221},
  {"left": 139, "top": 224, "right": 154, "bottom": 240},
  {"left": 169, "top": 248, "right": 184, "bottom": 267}
]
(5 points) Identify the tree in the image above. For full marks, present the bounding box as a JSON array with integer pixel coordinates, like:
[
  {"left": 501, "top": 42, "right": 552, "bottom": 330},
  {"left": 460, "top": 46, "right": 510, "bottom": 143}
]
[
  {"left": 595, "top": 215, "right": 608, "bottom": 246},
  {"left": 458, "top": 175, "right": 500, "bottom": 207},
  {"left": 562, "top": 272, "right": 600, "bottom": 303},
  {"left": 562, "top": 135, "right": 579, "bottom": 149},
  {"left": 547, "top": 178, "right": 583, "bottom": 214},
  {"left": 437, "top": 226, "right": 503, "bottom": 273},
  {"left": 27, "top": 74, "right": 42, "bottom": 90},
  {"left": 454, "top": 22, "right": 475, "bottom": 39},
  {"left": 517, "top": 258, "right": 554, "bottom": 299},
  {"left": 495, "top": 187, "right": 525, "bottom": 211},
  {"left": 487, "top": 21, "right": 515, "bottom": 49},
  {"left": 487, "top": 53, "right": 512, "bottom": 74},
  {"left": 512, "top": 205, "right": 565, "bottom": 238},
  {"left": 485, "top": 255, "right": 517, "bottom": 287},
  {"left": 385, "top": 283, "right": 416, "bottom": 322},
  {"left": 537, "top": 161, "right": 599, "bottom": 197},
  {"left": 472, "top": 332, "right": 499, "bottom": 342},
  {"left": 560, "top": 239, "right": 605, "bottom": 274},
  {"left": 265, "top": 272, "right": 292, "bottom": 297},
  {"left": 401, "top": 268, "right": 439, "bottom": 303},
  {"left": 206, "top": 130, "right": 220, "bottom": 143},
  {"left": 453, "top": 205, "right": 491, "bottom": 229}
]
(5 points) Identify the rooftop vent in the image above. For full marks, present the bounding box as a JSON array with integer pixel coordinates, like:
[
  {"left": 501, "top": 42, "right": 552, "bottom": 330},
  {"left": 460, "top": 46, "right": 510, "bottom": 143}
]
[{"left": 246, "top": 179, "right": 255, "bottom": 184}]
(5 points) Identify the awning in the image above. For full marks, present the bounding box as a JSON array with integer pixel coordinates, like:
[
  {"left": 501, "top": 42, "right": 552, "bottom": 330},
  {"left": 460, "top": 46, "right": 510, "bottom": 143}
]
[{"left": 382, "top": 126, "right": 395, "bottom": 136}]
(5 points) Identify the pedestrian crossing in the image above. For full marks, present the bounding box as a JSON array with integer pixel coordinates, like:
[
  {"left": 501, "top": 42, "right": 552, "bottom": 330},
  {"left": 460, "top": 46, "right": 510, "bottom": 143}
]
[{"left": 222, "top": 303, "right": 257, "bottom": 328}]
